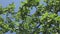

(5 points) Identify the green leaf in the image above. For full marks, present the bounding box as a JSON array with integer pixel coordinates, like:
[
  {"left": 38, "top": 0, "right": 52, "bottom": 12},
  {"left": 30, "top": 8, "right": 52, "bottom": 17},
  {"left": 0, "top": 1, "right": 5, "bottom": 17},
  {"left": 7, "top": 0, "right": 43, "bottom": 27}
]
[
  {"left": 55, "top": 16, "right": 60, "bottom": 21},
  {"left": 35, "top": 0, "right": 40, "bottom": 2}
]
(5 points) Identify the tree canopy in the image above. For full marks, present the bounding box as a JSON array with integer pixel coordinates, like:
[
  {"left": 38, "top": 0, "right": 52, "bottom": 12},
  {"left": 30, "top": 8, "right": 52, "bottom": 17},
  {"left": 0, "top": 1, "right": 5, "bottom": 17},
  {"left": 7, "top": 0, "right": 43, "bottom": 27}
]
[{"left": 0, "top": 0, "right": 60, "bottom": 34}]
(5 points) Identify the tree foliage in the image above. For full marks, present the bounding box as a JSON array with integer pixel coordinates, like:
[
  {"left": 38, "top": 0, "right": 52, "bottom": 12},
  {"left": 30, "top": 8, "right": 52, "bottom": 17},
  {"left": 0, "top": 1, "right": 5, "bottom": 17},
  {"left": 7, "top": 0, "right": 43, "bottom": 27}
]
[{"left": 0, "top": 0, "right": 60, "bottom": 34}]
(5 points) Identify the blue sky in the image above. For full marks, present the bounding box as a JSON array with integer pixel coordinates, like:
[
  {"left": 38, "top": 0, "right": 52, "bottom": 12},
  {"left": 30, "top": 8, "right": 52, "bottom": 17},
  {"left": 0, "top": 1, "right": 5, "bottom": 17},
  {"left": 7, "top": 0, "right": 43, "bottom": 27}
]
[
  {"left": 0, "top": 0, "right": 37, "bottom": 15},
  {"left": 0, "top": 0, "right": 20, "bottom": 12}
]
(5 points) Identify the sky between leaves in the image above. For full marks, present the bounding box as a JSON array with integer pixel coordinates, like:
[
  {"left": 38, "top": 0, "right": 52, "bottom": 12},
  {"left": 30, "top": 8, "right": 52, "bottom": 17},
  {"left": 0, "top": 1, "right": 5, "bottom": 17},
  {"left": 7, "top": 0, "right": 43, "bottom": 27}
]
[{"left": 0, "top": 0, "right": 60, "bottom": 34}]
